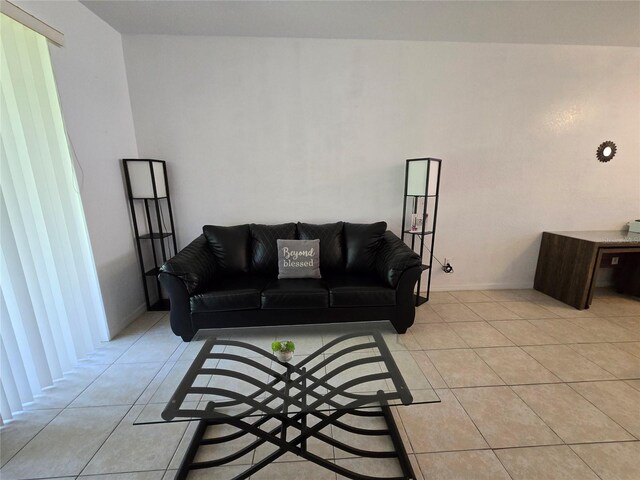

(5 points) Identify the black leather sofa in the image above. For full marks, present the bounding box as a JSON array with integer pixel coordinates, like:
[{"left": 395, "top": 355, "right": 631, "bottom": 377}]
[{"left": 159, "top": 222, "right": 422, "bottom": 341}]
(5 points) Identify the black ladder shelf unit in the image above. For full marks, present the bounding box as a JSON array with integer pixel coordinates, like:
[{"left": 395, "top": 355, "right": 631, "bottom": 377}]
[
  {"left": 400, "top": 158, "right": 442, "bottom": 306},
  {"left": 123, "top": 159, "right": 177, "bottom": 311}
]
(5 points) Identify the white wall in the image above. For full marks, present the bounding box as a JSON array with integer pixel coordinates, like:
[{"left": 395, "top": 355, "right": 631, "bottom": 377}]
[
  {"left": 122, "top": 35, "right": 640, "bottom": 290},
  {"left": 16, "top": 1, "right": 144, "bottom": 335}
]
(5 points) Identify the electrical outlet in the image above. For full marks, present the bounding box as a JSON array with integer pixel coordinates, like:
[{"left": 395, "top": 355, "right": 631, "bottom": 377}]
[
  {"left": 611, "top": 257, "right": 619, "bottom": 265},
  {"left": 442, "top": 258, "right": 454, "bottom": 274}
]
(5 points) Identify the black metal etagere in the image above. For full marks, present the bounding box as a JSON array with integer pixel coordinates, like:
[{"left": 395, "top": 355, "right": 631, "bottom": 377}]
[
  {"left": 400, "top": 158, "right": 442, "bottom": 306},
  {"left": 123, "top": 159, "right": 178, "bottom": 311}
]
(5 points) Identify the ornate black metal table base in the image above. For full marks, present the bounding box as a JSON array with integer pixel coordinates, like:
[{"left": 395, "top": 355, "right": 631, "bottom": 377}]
[
  {"left": 165, "top": 332, "right": 418, "bottom": 479},
  {"left": 175, "top": 403, "right": 415, "bottom": 480}
]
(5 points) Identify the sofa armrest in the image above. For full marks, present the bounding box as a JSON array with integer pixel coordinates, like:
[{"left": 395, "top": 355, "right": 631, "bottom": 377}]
[
  {"left": 158, "top": 272, "right": 193, "bottom": 341},
  {"left": 375, "top": 231, "right": 422, "bottom": 288},
  {"left": 392, "top": 264, "right": 423, "bottom": 333},
  {"left": 158, "top": 235, "right": 217, "bottom": 341},
  {"left": 159, "top": 235, "right": 216, "bottom": 294}
]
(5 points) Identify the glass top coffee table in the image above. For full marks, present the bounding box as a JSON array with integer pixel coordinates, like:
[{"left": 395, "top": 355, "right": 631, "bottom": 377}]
[{"left": 135, "top": 321, "right": 440, "bottom": 480}]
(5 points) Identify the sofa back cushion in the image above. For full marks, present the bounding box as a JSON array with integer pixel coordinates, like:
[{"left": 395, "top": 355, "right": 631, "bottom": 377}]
[
  {"left": 202, "top": 224, "right": 250, "bottom": 274},
  {"left": 250, "top": 223, "right": 296, "bottom": 274},
  {"left": 344, "top": 221, "right": 387, "bottom": 273},
  {"left": 297, "top": 222, "right": 344, "bottom": 273}
]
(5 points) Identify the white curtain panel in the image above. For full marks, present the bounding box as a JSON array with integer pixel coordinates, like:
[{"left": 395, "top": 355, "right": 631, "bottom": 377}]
[{"left": 0, "top": 14, "right": 109, "bottom": 422}]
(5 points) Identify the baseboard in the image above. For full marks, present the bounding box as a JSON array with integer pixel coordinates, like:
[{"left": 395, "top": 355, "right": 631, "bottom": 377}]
[
  {"left": 108, "top": 301, "right": 147, "bottom": 339},
  {"left": 424, "top": 282, "right": 534, "bottom": 292}
]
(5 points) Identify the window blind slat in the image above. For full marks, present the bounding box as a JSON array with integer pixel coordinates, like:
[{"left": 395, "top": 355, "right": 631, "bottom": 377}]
[
  {"left": 0, "top": 148, "right": 72, "bottom": 374},
  {"left": 0, "top": 294, "right": 33, "bottom": 406},
  {"left": 0, "top": 249, "right": 51, "bottom": 392},
  {"left": 0, "top": 335, "right": 24, "bottom": 414}
]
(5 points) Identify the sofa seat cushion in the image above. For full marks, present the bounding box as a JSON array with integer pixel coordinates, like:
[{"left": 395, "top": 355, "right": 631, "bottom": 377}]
[
  {"left": 261, "top": 279, "right": 329, "bottom": 309},
  {"left": 326, "top": 274, "right": 396, "bottom": 307},
  {"left": 191, "top": 276, "right": 270, "bottom": 313},
  {"left": 191, "top": 289, "right": 260, "bottom": 313}
]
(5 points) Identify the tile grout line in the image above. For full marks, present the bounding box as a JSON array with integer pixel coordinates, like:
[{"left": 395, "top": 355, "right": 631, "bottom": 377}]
[
  {"left": 564, "top": 382, "right": 640, "bottom": 442},
  {"left": 403, "top": 438, "right": 640, "bottom": 456},
  {"left": 0, "top": 323, "right": 160, "bottom": 472},
  {"left": 566, "top": 445, "right": 608, "bottom": 480},
  {"left": 0, "top": 409, "right": 66, "bottom": 471},
  {"left": 466, "top": 348, "right": 520, "bottom": 387},
  {"left": 422, "top": 351, "right": 455, "bottom": 390},
  {"left": 444, "top": 377, "right": 640, "bottom": 390},
  {"left": 426, "top": 349, "right": 506, "bottom": 388},
  {"left": 610, "top": 342, "right": 640, "bottom": 360},
  {"left": 486, "top": 448, "right": 516, "bottom": 480},
  {"left": 14, "top": 468, "right": 168, "bottom": 480},
  {"left": 74, "top": 314, "right": 177, "bottom": 477},
  {"left": 476, "top": 345, "right": 563, "bottom": 385},
  {"left": 503, "top": 381, "right": 640, "bottom": 451},
  {"left": 521, "top": 317, "right": 594, "bottom": 344},
  {"left": 564, "top": 342, "right": 638, "bottom": 379},
  {"left": 565, "top": 315, "right": 640, "bottom": 338},
  {"left": 504, "top": 384, "right": 567, "bottom": 448},
  {"left": 442, "top": 389, "right": 493, "bottom": 451}
]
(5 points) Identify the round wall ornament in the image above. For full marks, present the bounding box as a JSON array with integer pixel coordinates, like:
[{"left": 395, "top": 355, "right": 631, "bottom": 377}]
[{"left": 597, "top": 141, "right": 617, "bottom": 162}]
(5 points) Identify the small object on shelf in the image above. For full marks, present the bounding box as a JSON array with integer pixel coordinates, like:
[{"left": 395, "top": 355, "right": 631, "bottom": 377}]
[
  {"left": 628, "top": 220, "right": 640, "bottom": 234},
  {"left": 401, "top": 158, "right": 442, "bottom": 306},
  {"left": 123, "top": 159, "right": 178, "bottom": 311},
  {"left": 412, "top": 213, "right": 427, "bottom": 232}
]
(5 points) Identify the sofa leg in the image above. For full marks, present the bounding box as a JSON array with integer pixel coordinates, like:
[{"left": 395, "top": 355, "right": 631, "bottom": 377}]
[{"left": 392, "top": 323, "right": 408, "bottom": 334}]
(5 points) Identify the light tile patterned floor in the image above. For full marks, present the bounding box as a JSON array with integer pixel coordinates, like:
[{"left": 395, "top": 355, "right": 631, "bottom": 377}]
[{"left": 1, "top": 289, "right": 640, "bottom": 479}]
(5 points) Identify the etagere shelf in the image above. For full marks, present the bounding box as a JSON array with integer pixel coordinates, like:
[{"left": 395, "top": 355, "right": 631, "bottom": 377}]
[
  {"left": 123, "top": 159, "right": 178, "bottom": 311},
  {"left": 400, "top": 158, "right": 442, "bottom": 306}
]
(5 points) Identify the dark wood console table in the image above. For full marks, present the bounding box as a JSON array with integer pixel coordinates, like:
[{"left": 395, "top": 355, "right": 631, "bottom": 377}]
[{"left": 534, "top": 230, "right": 640, "bottom": 310}]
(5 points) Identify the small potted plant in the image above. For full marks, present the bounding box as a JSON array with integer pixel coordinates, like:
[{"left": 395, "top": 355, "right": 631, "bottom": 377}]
[{"left": 271, "top": 340, "right": 295, "bottom": 363}]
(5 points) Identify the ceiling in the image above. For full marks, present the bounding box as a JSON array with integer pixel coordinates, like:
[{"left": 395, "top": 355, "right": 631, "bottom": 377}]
[{"left": 80, "top": 1, "right": 640, "bottom": 47}]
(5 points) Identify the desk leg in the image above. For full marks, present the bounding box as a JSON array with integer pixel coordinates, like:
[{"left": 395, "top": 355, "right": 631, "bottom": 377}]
[
  {"left": 586, "top": 249, "right": 607, "bottom": 308},
  {"left": 534, "top": 233, "right": 598, "bottom": 309}
]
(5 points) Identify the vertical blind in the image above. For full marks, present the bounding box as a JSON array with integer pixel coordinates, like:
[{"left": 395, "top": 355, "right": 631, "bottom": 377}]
[{"left": 0, "top": 14, "right": 109, "bottom": 421}]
